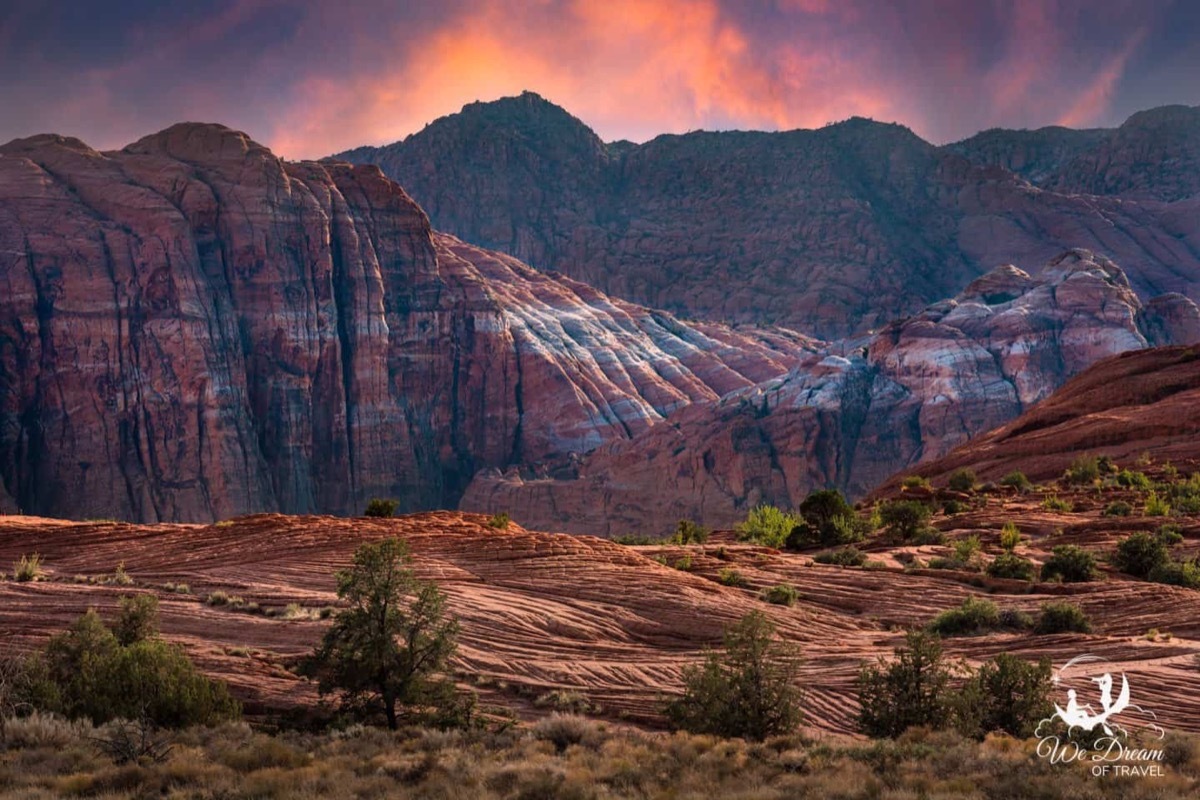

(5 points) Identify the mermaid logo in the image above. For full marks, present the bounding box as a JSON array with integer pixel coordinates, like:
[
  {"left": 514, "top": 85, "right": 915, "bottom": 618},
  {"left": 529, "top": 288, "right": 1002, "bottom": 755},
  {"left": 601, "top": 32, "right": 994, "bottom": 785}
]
[{"left": 1035, "top": 654, "right": 1166, "bottom": 777}]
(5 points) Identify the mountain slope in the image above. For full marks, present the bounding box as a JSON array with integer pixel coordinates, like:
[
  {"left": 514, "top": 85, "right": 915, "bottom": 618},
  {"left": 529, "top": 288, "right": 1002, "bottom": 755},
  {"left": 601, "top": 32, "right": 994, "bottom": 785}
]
[
  {"left": 877, "top": 345, "right": 1200, "bottom": 492},
  {"left": 462, "top": 251, "right": 1200, "bottom": 535},
  {"left": 0, "top": 124, "right": 811, "bottom": 522},
  {"left": 337, "top": 94, "right": 1200, "bottom": 338}
]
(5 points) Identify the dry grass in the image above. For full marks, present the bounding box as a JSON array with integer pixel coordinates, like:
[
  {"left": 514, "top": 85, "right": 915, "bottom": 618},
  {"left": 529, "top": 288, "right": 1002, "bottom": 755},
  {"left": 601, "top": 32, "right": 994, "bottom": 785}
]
[{"left": 0, "top": 717, "right": 1197, "bottom": 798}]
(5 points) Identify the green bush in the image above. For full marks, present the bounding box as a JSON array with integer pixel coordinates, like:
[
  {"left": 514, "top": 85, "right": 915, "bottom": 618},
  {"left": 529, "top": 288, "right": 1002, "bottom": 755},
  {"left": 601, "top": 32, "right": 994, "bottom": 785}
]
[
  {"left": 1116, "top": 469, "right": 1152, "bottom": 490},
  {"left": 998, "top": 523, "right": 1021, "bottom": 551},
  {"left": 999, "top": 471, "right": 1032, "bottom": 492},
  {"left": 814, "top": 546, "right": 867, "bottom": 567},
  {"left": 1040, "top": 546, "right": 1097, "bottom": 582},
  {"left": 858, "top": 631, "right": 953, "bottom": 738},
  {"left": 901, "top": 475, "right": 931, "bottom": 490},
  {"left": 363, "top": 498, "right": 399, "bottom": 518},
  {"left": 1157, "top": 524, "right": 1184, "bottom": 546},
  {"left": 952, "top": 535, "right": 981, "bottom": 566},
  {"left": 1063, "top": 457, "right": 1100, "bottom": 486},
  {"left": 957, "top": 654, "right": 1053, "bottom": 739},
  {"left": 1148, "top": 559, "right": 1200, "bottom": 589},
  {"left": 737, "top": 505, "right": 802, "bottom": 548},
  {"left": 1112, "top": 532, "right": 1170, "bottom": 579},
  {"left": 1103, "top": 500, "right": 1132, "bottom": 517},
  {"left": 717, "top": 568, "right": 748, "bottom": 588},
  {"left": 1041, "top": 496, "right": 1071, "bottom": 512},
  {"left": 761, "top": 584, "right": 799, "bottom": 606},
  {"left": 1144, "top": 492, "right": 1170, "bottom": 517},
  {"left": 878, "top": 500, "right": 932, "bottom": 541},
  {"left": 986, "top": 552, "right": 1035, "bottom": 581},
  {"left": 486, "top": 512, "right": 511, "bottom": 530},
  {"left": 1035, "top": 601, "right": 1092, "bottom": 634},
  {"left": 664, "top": 612, "right": 803, "bottom": 741},
  {"left": 942, "top": 499, "right": 965, "bottom": 515},
  {"left": 113, "top": 594, "right": 159, "bottom": 646},
  {"left": 947, "top": 469, "right": 977, "bottom": 493},
  {"left": 35, "top": 607, "right": 239, "bottom": 727},
  {"left": 786, "top": 490, "right": 866, "bottom": 549},
  {"left": 928, "top": 597, "right": 1002, "bottom": 636},
  {"left": 671, "top": 519, "right": 709, "bottom": 544}
]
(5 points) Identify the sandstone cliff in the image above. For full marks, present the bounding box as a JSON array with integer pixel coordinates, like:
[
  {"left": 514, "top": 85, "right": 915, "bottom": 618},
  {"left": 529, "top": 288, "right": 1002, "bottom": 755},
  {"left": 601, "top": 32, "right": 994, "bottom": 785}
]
[
  {"left": 461, "top": 251, "right": 1200, "bottom": 535},
  {"left": 0, "top": 124, "right": 810, "bottom": 522},
  {"left": 339, "top": 94, "right": 1200, "bottom": 339}
]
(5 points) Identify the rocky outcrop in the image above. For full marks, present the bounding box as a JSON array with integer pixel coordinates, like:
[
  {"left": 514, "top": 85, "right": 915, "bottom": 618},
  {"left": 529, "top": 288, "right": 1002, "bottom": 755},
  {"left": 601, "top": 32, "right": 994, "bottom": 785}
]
[
  {"left": 461, "top": 251, "right": 1200, "bottom": 535},
  {"left": 339, "top": 94, "right": 1200, "bottom": 338},
  {"left": 876, "top": 345, "right": 1200, "bottom": 491},
  {"left": 0, "top": 124, "right": 812, "bottom": 522}
]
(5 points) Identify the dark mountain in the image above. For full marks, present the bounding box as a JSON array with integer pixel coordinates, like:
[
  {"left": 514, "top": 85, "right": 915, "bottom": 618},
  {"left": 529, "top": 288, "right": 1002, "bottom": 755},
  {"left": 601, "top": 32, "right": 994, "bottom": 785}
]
[{"left": 335, "top": 94, "right": 1200, "bottom": 339}]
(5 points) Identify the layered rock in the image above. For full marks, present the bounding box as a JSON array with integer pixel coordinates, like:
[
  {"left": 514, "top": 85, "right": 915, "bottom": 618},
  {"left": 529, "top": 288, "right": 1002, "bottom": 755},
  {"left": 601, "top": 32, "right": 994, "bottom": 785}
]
[
  {"left": 461, "top": 251, "right": 1200, "bottom": 535},
  {"left": 339, "top": 94, "right": 1200, "bottom": 338},
  {"left": 0, "top": 125, "right": 811, "bottom": 522}
]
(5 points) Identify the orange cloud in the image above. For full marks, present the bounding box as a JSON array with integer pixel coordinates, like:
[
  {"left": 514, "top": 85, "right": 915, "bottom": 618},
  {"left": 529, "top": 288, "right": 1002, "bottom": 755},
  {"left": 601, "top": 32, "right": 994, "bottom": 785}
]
[{"left": 268, "top": 0, "right": 906, "bottom": 158}]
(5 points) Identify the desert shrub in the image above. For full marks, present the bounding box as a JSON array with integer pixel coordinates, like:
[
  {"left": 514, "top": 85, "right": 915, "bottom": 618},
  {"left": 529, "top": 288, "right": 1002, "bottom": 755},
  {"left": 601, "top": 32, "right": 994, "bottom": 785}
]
[
  {"left": 35, "top": 608, "right": 239, "bottom": 727},
  {"left": 717, "top": 568, "right": 748, "bottom": 588},
  {"left": 113, "top": 594, "right": 159, "bottom": 646},
  {"left": 108, "top": 561, "right": 134, "bottom": 586},
  {"left": 532, "top": 714, "right": 603, "bottom": 753},
  {"left": 999, "top": 471, "right": 1032, "bottom": 492},
  {"left": 1041, "top": 496, "right": 1071, "bottom": 512},
  {"left": 761, "top": 584, "right": 799, "bottom": 606},
  {"left": 986, "top": 552, "right": 1036, "bottom": 581},
  {"left": 1157, "top": 524, "right": 1184, "bottom": 546},
  {"left": 998, "top": 608, "right": 1035, "bottom": 630},
  {"left": 671, "top": 553, "right": 694, "bottom": 571},
  {"left": 1035, "top": 601, "right": 1092, "bottom": 634},
  {"left": 1102, "top": 500, "right": 1132, "bottom": 517},
  {"left": 928, "top": 597, "right": 1001, "bottom": 636},
  {"left": 1148, "top": 559, "right": 1200, "bottom": 589},
  {"left": 998, "top": 523, "right": 1021, "bottom": 551},
  {"left": 1162, "top": 733, "right": 1197, "bottom": 770},
  {"left": 1040, "top": 545, "right": 1097, "bottom": 582},
  {"left": 363, "top": 498, "right": 398, "bottom": 518},
  {"left": 1063, "top": 457, "right": 1100, "bottom": 485},
  {"left": 1116, "top": 469, "right": 1152, "bottom": 490},
  {"left": 533, "top": 690, "right": 593, "bottom": 714},
  {"left": 1144, "top": 492, "right": 1170, "bottom": 517},
  {"left": 13, "top": 553, "right": 42, "bottom": 582},
  {"left": 858, "top": 631, "right": 954, "bottom": 738},
  {"left": 737, "top": 505, "right": 802, "bottom": 548},
  {"left": 664, "top": 611, "right": 803, "bottom": 741},
  {"left": 878, "top": 500, "right": 932, "bottom": 541},
  {"left": 671, "top": 519, "right": 709, "bottom": 544},
  {"left": 942, "top": 499, "right": 965, "bottom": 515},
  {"left": 94, "top": 717, "right": 173, "bottom": 765},
  {"left": 952, "top": 535, "right": 981, "bottom": 566},
  {"left": 947, "top": 469, "right": 977, "bottom": 493},
  {"left": 1, "top": 710, "right": 89, "bottom": 748},
  {"left": 303, "top": 538, "right": 472, "bottom": 730},
  {"left": 1112, "top": 532, "right": 1170, "bottom": 579},
  {"left": 486, "top": 512, "right": 511, "bottom": 530},
  {"left": 612, "top": 534, "right": 661, "bottom": 545},
  {"left": 787, "top": 489, "right": 866, "bottom": 549},
  {"left": 901, "top": 475, "right": 931, "bottom": 490},
  {"left": 814, "top": 546, "right": 867, "bottom": 567},
  {"left": 956, "top": 654, "right": 1053, "bottom": 739},
  {"left": 913, "top": 528, "right": 945, "bottom": 545}
]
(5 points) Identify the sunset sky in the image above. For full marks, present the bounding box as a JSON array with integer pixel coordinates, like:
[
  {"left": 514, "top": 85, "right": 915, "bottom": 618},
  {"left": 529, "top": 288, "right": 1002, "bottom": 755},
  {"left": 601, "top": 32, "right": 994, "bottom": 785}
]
[{"left": 3, "top": 0, "right": 1198, "bottom": 159}]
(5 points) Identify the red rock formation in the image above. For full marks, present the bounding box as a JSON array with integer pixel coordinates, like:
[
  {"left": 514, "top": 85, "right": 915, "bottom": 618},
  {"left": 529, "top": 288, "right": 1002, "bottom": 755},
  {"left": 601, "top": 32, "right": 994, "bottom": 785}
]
[
  {"left": 339, "top": 94, "right": 1200, "bottom": 338},
  {"left": 462, "top": 252, "right": 1200, "bottom": 535},
  {"left": 876, "top": 345, "right": 1200, "bottom": 491},
  {"left": 0, "top": 125, "right": 811, "bottom": 522}
]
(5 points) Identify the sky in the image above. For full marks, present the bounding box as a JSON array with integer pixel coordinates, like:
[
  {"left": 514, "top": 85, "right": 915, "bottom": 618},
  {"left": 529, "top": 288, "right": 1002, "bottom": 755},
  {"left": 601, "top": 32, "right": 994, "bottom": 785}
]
[{"left": 2, "top": 0, "right": 1198, "bottom": 160}]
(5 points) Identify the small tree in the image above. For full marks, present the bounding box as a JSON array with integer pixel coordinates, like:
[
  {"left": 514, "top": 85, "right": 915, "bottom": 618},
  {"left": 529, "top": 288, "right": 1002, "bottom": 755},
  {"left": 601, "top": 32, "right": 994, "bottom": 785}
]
[
  {"left": 948, "top": 469, "right": 977, "bottom": 493},
  {"left": 1112, "top": 532, "right": 1170, "bottom": 579},
  {"left": 364, "top": 498, "right": 399, "bottom": 518},
  {"left": 957, "top": 654, "right": 1053, "bottom": 738},
  {"left": 114, "top": 594, "right": 159, "bottom": 646},
  {"left": 664, "top": 611, "right": 803, "bottom": 741},
  {"left": 305, "top": 538, "right": 467, "bottom": 730},
  {"left": 858, "top": 630, "right": 954, "bottom": 738},
  {"left": 879, "top": 500, "right": 932, "bottom": 541},
  {"left": 1040, "top": 545, "right": 1097, "bottom": 583},
  {"left": 672, "top": 519, "right": 709, "bottom": 545}
]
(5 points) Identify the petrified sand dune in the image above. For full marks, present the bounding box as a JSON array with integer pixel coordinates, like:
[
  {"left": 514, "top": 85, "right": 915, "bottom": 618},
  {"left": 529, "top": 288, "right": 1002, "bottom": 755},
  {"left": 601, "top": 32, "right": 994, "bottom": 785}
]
[{"left": 3, "top": 500, "right": 1199, "bottom": 736}]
